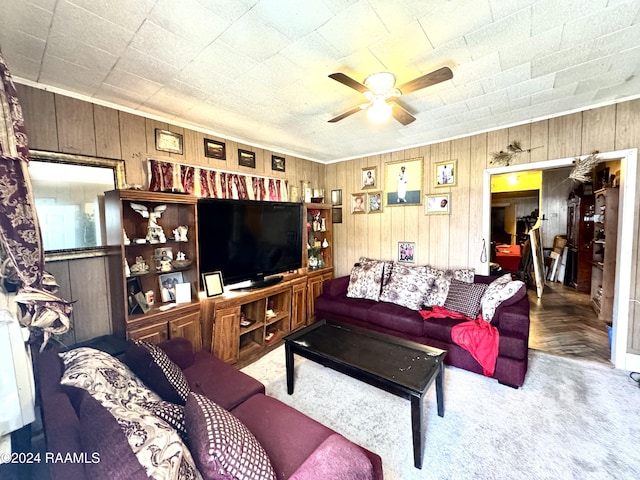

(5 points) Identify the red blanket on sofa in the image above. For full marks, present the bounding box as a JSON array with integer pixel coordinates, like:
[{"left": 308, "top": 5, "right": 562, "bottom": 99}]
[{"left": 420, "top": 307, "right": 500, "bottom": 376}]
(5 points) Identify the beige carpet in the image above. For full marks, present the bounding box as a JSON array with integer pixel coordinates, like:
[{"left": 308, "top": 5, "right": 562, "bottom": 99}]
[{"left": 242, "top": 347, "right": 640, "bottom": 480}]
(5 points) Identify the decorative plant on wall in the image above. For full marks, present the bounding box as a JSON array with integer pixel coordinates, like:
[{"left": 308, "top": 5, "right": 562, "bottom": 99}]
[
  {"left": 569, "top": 152, "right": 601, "bottom": 183},
  {"left": 490, "top": 140, "right": 541, "bottom": 166}
]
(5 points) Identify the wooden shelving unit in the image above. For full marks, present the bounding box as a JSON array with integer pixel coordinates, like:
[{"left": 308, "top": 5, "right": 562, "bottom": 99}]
[
  {"left": 303, "top": 203, "right": 334, "bottom": 323},
  {"left": 105, "top": 189, "right": 202, "bottom": 350}
]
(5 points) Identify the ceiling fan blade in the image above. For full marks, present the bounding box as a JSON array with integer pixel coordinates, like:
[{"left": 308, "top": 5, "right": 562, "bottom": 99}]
[
  {"left": 328, "top": 105, "right": 364, "bottom": 123},
  {"left": 396, "top": 66, "right": 453, "bottom": 95},
  {"left": 390, "top": 102, "right": 416, "bottom": 126},
  {"left": 328, "top": 73, "right": 369, "bottom": 93}
]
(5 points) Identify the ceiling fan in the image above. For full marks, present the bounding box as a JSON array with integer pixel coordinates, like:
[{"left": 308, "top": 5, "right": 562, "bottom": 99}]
[{"left": 327, "top": 66, "right": 453, "bottom": 125}]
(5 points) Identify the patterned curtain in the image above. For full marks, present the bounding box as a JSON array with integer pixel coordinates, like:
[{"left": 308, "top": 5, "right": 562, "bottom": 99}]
[
  {"left": 0, "top": 51, "right": 72, "bottom": 350},
  {"left": 148, "top": 159, "right": 289, "bottom": 201}
]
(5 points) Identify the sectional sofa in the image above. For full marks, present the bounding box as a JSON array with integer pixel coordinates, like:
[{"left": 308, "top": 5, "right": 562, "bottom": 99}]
[{"left": 37, "top": 337, "right": 383, "bottom": 480}]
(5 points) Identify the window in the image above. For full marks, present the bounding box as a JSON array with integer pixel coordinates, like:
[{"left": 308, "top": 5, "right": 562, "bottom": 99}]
[{"left": 28, "top": 150, "right": 125, "bottom": 256}]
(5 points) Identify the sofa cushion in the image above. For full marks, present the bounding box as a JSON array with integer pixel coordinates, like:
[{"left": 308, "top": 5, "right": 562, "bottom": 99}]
[
  {"left": 379, "top": 264, "right": 433, "bottom": 310},
  {"left": 443, "top": 279, "right": 488, "bottom": 318},
  {"left": 74, "top": 387, "right": 151, "bottom": 480},
  {"left": 140, "top": 400, "right": 187, "bottom": 440},
  {"left": 422, "top": 316, "right": 469, "bottom": 343},
  {"left": 289, "top": 433, "right": 374, "bottom": 480},
  {"left": 453, "top": 268, "right": 475, "bottom": 283},
  {"left": 231, "top": 393, "right": 334, "bottom": 480},
  {"left": 158, "top": 337, "right": 196, "bottom": 370},
  {"left": 126, "top": 339, "right": 190, "bottom": 405},
  {"left": 185, "top": 392, "right": 275, "bottom": 480},
  {"left": 359, "top": 257, "right": 393, "bottom": 286},
  {"left": 481, "top": 274, "right": 527, "bottom": 322},
  {"left": 316, "top": 294, "right": 378, "bottom": 323},
  {"left": 346, "top": 260, "right": 385, "bottom": 301},
  {"left": 183, "top": 351, "right": 265, "bottom": 411},
  {"left": 60, "top": 347, "right": 160, "bottom": 405},
  {"left": 367, "top": 302, "right": 426, "bottom": 337}
]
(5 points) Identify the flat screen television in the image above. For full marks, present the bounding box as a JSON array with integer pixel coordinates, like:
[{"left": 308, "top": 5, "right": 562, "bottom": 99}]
[{"left": 197, "top": 198, "right": 303, "bottom": 289}]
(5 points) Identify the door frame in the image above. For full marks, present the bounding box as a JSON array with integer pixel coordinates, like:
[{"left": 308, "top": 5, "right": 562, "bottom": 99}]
[{"left": 482, "top": 149, "right": 638, "bottom": 369}]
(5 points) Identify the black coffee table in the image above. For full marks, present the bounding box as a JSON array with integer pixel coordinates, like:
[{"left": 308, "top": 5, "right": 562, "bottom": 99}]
[{"left": 284, "top": 319, "right": 447, "bottom": 469}]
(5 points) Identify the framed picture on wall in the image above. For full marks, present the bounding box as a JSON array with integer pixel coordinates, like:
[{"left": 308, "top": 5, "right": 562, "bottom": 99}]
[
  {"left": 361, "top": 166, "right": 377, "bottom": 189},
  {"left": 367, "top": 191, "right": 382, "bottom": 213},
  {"left": 351, "top": 193, "right": 366, "bottom": 214},
  {"left": 271, "top": 155, "right": 286, "bottom": 172},
  {"left": 204, "top": 138, "right": 226, "bottom": 159},
  {"left": 434, "top": 159, "right": 457, "bottom": 187},
  {"left": 332, "top": 207, "right": 342, "bottom": 223},
  {"left": 425, "top": 193, "right": 450, "bottom": 215},
  {"left": 331, "top": 189, "right": 342, "bottom": 206},
  {"left": 155, "top": 129, "right": 183, "bottom": 155},
  {"left": 238, "top": 149, "right": 256, "bottom": 168},
  {"left": 384, "top": 157, "right": 423, "bottom": 206},
  {"left": 398, "top": 242, "right": 415, "bottom": 263}
]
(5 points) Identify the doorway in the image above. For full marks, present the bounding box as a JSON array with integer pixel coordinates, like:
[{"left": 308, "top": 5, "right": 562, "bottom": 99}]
[{"left": 482, "top": 150, "right": 638, "bottom": 370}]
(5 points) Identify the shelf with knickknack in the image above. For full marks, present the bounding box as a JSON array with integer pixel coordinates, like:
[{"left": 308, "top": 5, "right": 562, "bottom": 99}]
[
  {"left": 303, "top": 203, "right": 334, "bottom": 323},
  {"left": 105, "top": 189, "right": 202, "bottom": 350}
]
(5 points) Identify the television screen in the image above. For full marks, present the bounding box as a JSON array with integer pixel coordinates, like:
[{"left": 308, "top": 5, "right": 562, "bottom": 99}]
[{"left": 197, "top": 198, "right": 303, "bottom": 288}]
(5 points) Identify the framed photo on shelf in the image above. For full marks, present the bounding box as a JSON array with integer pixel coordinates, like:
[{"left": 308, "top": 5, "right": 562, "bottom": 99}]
[
  {"left": 367, "top": 191, "right": 382, "bottom": 213},
  {"left": 155, "top": 129, "right": 183, "bottom": 155},
  {"left": 238, "top": 149, "right": 256, "bottom": 168},
  {"left": 425, "top": 193, "right": 451, "bottom": 215},
  {"left": 434, "top": 159, "right": 457, "bottom": 187},
  {"left": 159, "top": 272, "right": 184, "bottom": 302},
  {"left": 204, "top": 138, "right": 226, "bottom": 159},
  {"left": 398, "top": 242, "right": 415, "bottom": 263},
  {"left": 384, "top": 157, "right": 423, "bottom": 206},
  {"left": 271, "top": 155, "right": 286, "bottom": 172},
  {"left": 331, "top": 189, "right": 342, "bottom": 206},
  {"left": 351, "top": 193, "right": 366, "bottom": 214},
  {"left": 202, "top": 271, "right": 224, "bottom": 297},
  {"left": 174, "top": 283, "right": 192, "bottom": 304},
  {"left": 126, "top": 277, "right": 144, "bottom": 314},
  {"left": 361, "top": 166, "right": 377, "bottom": 189}
]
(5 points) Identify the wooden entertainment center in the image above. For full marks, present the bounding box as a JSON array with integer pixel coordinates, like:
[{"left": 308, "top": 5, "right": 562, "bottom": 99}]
[{"left": 106, "top": 191, "right": 333, "bottom": 366}]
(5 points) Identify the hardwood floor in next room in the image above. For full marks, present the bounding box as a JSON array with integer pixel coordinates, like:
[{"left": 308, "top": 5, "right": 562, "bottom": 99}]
[{"left": 527, "top": 282, "right": 612, "bottom": 365}]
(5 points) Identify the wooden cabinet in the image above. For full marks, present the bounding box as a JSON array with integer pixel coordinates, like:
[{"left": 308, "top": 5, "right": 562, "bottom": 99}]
[
  {"left": 590, "top": 187, "right": 619, "bottom": 321},
  {"left": 204, "top": 277, "right": 306, "bottom": 366},
  {"left": 303, "top": 203, "right": 334, "bottom": 322},
  {"left": 306, "top": 269, "right": 333, "bottom": 324},
  {"left": 565, "top": 193, "right": 594, "bottom": 292},
  {"left": 105, "top": 190, "right": 202, "bottom": 349}
]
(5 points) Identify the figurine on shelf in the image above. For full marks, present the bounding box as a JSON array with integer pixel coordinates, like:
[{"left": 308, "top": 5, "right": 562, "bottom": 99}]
[
  {"left": 130, "top": 202, "right": 167, "bottom": 244},
  {"left": 176, "top": 251, "right": 186, "bottom": 261},
  {"left": 129, "top": 256, "right": 150, "bottom": 274},
  {"left": 173, "top": 225, "right": 188, "bottom": 242},
  {"left": 320, "top": 218, "right": 326, "bottom": 232},
  {"left": 322, "top": 238, "right": 329, "bottom": 248}
]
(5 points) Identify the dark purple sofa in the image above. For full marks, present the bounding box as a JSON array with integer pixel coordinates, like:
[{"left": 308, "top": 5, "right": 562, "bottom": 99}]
[
  {"left": 315, "top": 275, "right": 530, "bottom": 388},
  {"left": 36, "top": 338, "right": 383, "bottom": 480}
]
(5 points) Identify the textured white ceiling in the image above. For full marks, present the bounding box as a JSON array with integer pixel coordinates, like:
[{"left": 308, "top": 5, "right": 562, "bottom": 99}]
[{"left": 1, "top": 0, "right": 639, "bottom": 162}]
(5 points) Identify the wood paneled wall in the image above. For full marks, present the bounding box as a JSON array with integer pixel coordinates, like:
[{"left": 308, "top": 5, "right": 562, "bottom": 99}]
[
  {"left": 15, "top": 84, "right": 325, "bottom": 343},
  {"left": 327, "top": 100, "right": 640, "bottom": 355}
]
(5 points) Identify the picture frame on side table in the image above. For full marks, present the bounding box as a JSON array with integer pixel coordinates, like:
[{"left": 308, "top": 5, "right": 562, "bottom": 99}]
[
  {"left": 202, "top": 271, "right": 224, "bottom": 297},
  {"left": 425, "top": 193, "right": 451, "bottom": 215},
  {"left": 384, "top": 157, "right": 423, "bottom": 206},
  {"left": 361, "top": 166, "right": 377, "bottom": 189},
  {"left": 204, "top": 138, "right": 226, "bottom": 159},
  {"left": 398, "top": 242, "right": 415, "bottom": 263},
  {"left": 271, "top": 155, "right": 286, "bottom": 172},
  {"left": 155, "top": 129, "right": 183, "bottom": 155},
  {"left": 434, "top": 159, "right": 457, "bottom": 187},
  {"left": 238, "top": 149, "right": 256, "bottom": 168},
  {"left": 368, "top": 191, "right": 382, "bottom": 213},
  {"left": 159, "top": 272, "right": 184, "bottom": 302}
]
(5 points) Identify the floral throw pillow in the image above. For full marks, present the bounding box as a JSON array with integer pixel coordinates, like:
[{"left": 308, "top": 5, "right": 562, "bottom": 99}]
[
  {"left": 346, "top": 260, "right": 385, "bottom": 301},
  {"left": 481, "top": 274, "right": 527, "bottom": 322},
  {"left": 379, "top": 264, "right": 433, "bottom": 310}
]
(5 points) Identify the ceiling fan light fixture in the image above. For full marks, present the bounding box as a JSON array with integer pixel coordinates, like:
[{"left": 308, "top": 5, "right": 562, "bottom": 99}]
[
  {"left": 364, "top": 72, "right": 396, "bottom": 94},
  {"left": 366, "top": 100, "right": 392, "bottom": 123}
]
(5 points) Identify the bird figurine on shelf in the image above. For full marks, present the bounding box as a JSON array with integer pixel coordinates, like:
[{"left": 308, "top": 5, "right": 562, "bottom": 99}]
[{"left": 130, "top": 203, "right": 167, "bottom": 243}]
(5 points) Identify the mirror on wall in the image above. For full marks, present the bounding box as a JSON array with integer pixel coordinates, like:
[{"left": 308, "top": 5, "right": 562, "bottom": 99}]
[{"left": 28, "top": 150, "right": 125, "bottom": 257}]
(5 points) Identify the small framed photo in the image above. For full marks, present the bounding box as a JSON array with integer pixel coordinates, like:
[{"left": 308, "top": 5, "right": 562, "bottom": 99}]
[
  {"left": 331, "top": 207, "right": 343, "bottom": 224},
  {"left": 202, "top": 271, "right": 224, "bottom": 297},
  {"left": 174, "top": 283, "right": 192, "bottom": 304},
  {"left": 155, "top": 129, "right": 183, "bottom": 155},
  {"left": 351, "top": 193, "right": 366, "bottom": 214},
  {"left": 204, "top": 138, "right": 226, "bottom": 159},
  {"left": 398, "top": 242, "right": 415, "bottom": 263},
  {"left": 238, "top": 149, "right": 256, "bottom": 168},
  {"left": 271, "top": 155, "right": 286, "bottom": 172},
  {"left": 367, "top": 191, "right": 382, "bottom": 213},
  {"left": 159, "top": 272, "right": 184, "bottom": 302},
  {"left": 331, "top": 189, "right": 342, "bottom": 206},
  {"left": 126, "top": 277, "right": 144, "bottom": 314},
  {"left": 434, "top": 159, "right": 457, "bottom": 187},
  {"left": 361, "top": 166, "right": 377, "bottom": 189},
  {"left": 425, "top": 193, "right": 451, "bottom": 215}
]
